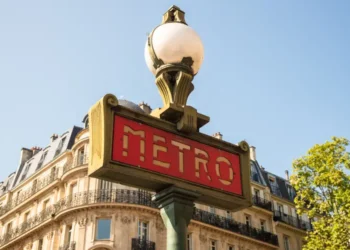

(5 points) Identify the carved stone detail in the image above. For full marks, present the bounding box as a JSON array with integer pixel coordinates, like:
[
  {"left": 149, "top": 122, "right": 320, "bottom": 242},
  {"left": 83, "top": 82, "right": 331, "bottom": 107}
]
[
  {"left": 199, "top": 234, "right": 207, "bottom": 243},
  {"left": 78, "top": 217, "right": 87, "bottom": 227},
  {"left": 121, "top": 216, "right": 131, "bottom": 224},
  {"left": 155, "top": 221, "right": 165, "bottom": 232}
]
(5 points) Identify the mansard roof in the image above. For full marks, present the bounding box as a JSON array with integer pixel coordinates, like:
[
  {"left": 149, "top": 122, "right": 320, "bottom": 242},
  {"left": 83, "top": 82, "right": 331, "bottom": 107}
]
[{"left": 10, "top": 126, "right": 82, "bottom": 189}]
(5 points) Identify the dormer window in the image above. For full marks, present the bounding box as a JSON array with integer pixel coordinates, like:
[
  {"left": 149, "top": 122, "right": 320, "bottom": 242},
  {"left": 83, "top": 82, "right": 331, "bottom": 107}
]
[
  {"left": 20, "top": 164, "right": 31, "bottom": 182},
  {"left": 250, "top": 163, "right": 259, "bottom": 183},
  {"left": 286, "top": 185, "right": 295, "bottom": 200},
  {"left": 54, "top": 137, "right": 66, "bottom": 157},
  {"left": 36, "top": 151, "right": 48, "bottom": 170}
]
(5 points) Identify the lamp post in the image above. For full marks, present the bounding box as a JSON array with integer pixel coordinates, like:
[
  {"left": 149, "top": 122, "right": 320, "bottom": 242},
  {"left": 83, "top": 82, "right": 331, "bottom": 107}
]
[
  {"left": 145, "top": 6, "right": 206, "bottom": 250},
  {"left": 145, "top": 5, "right": 209, "bottom": 133}
]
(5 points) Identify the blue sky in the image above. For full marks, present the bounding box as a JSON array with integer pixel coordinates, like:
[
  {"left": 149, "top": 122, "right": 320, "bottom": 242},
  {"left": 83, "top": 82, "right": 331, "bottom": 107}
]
[{"left": 0, "top": 1, "right": 349, "bottom": 181}]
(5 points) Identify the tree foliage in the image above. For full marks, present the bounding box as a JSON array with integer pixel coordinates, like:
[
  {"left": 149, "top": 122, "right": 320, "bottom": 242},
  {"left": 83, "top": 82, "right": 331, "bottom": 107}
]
[{"left": 290, "top": 137, "right": 350, "bottom": 250}]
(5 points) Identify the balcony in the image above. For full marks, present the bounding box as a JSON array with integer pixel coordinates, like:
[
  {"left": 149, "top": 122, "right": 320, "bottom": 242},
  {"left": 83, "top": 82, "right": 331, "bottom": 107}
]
[
  {"left": 62, "top": 155, "right": 88, "bottom": 175},
  {"left": 0, "top": 189, "right": 279, "bottom": 247},
  {"left": 252, "top": 195, "right": 272, "bottom": 211},
  {"left": 193, "top": 209, "right": 279, "bottom": 246},
  {"left": 0, "top": 206, "right": 54, "bottom": 246},
  {"left": 132, "top": 238, "right": 156, "bottom": 250},
  {"left": 59, "top": 241, "right": 76, "bottom": 250},
  {"left": 273, "top": 210, "right": 312, "bottom": 231},
  {"left": 0, "top": 172, "right": 59, "bottom": 217}
]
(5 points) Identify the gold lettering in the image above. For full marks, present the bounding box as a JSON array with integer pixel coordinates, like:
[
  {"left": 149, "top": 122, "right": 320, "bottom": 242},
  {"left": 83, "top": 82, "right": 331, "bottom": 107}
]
[
  {"left": 123, "top": 125, "right": 145, "bottom": 162},
  {"left": 215, "top": 156, "right": 234, "bottom": 185},
  {"left": 153, "top": 135, "right": 170, "bottom": 168},
  {"left": 194, "top": 148, "right": 211, "bottom": 181},
  {"left": 171, "top": 140, "right": 190, "bottom": 173}
]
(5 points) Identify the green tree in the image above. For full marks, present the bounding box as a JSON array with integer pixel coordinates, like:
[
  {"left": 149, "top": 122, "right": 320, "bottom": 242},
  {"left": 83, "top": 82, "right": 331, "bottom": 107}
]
[{"left": 290, "top": 137, "right": 350, "bottom": 250}]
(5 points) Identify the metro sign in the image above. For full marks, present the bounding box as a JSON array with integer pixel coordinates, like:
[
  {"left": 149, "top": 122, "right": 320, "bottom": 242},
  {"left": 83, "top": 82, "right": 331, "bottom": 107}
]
[{"left": 88, "top": 94, "right": 251, "bottom": 210}]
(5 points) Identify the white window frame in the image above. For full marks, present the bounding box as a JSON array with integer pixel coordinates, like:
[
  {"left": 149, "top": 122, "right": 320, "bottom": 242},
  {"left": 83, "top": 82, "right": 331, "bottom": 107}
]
[
  {"left": 245, "top": 214, "right": 251, "bottom": 227},
  {"left": 283, "top": 235, "right": 290, "bottom": 250},
  {"left": 260, "top": 219, "right": 266, "bottom": 231},
  {"left": 228, "top": 245, "right": 235, "bottom": 250},
  {"left": 138, "top": 220, "right": 149, "bottom": 241},
  {"left": 210, "top": 240, "right": 217, "bottom": 250},
  {"left": 209, "top": 206, "right": 215, "bottom": 214},
  {"left": 187, "top": 233, "right": 192, "bottom": 250}
]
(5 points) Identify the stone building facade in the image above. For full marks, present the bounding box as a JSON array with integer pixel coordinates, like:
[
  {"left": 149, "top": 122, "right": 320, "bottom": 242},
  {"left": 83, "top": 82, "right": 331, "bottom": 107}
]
[{"left": 0, "top": 100, "right": 312, "bottom": 250}]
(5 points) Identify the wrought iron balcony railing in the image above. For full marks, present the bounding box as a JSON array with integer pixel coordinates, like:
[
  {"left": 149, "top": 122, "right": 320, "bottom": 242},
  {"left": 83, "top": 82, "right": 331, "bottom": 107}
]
[
  {"left": 252, "top": 195, "right": 272, "bottom": 211},
  {"left": 59, "top": 241, "right": 76, "bottom": 250},
  {"left": 0, "top": 172, "right": 59, "bottom": 217},
  {"left": 132, "top": 238, "right": 156, "bottom": 250},
  {"left": 0, "top": 206, "right": 54, "bottom": 245},
  {"left": 193, "top": 209, "right": 279, "bottom": 246},
  {"left": 273, "top": 210, "right": 312, "bottom": 231},
  {"left": 62, "top": 155, "right": 88, "bottom": 175},
  {"left": 0, "top": 189, "right": 279, "bottom": 247}
]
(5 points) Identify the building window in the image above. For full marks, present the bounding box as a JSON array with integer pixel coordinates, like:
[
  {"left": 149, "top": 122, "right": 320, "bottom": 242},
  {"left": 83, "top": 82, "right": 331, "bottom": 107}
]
[
  {"left": 66, "top": 225, "right": 72, "bottom": 243},
  {"left": 69, "top": 183, "right": 78, "bottom": 196},
  {"left": 138, "top": 221, "right": 149, "bottom": 240},
  {"left": 210, "top": 240, "right": 217, "bottom": 250},
  {"left": 54, "top": 137, "right": 66, "bottom": 157},
  {"left": 187, "top": 233, "right": 192, "bottom": 250},
  {"left": 245, "top": 214, "right": 251, "bottom": 227},
  {"left": 77, "top": 147, "right": 85, "bottom": 165},
  {"left": 209, "top": 206, "right": 215, "bottom": 214},
  {"left": 20, "top": 164, "right": 31, "bottom": 182},
  {"left": 24, "top": 211, "right": 30, "bottom": 223},
  {"left": 283, "top": 235, "right": 290, "bottom": 250},
  {"left": 251, "top": 163, "right": 259, "bottom": 182},
  {"left": 277, "top": 204, "right": 283, "bottom": 216},
  {"left": 226, "top": 211, "right": 232, "bottom": 219},
  {"left": 99, "top": 180, "right": 113, "bottom": 191},
  {"left": 42, "top": 199, "right": 50, "bottom": 212},
  {"left": 260, "top": 220, "right": 266, "bottom": 231},
  {"left": 254, "top": 188, "right": 259, "bottom": 198},
  {"left": 228, "top": 246, "right": 235, "bottom": 250},
  {"left": 36, "top": 151, "right": 48, "bottom": 170},
  {"left": 38, "top": 238, "right": 43, "bottom": 250},
  {"left": 96, "top": 218, "right": 111, "bottom": 240},
  {"left": 6, "top": 222, "right": 12, "bottom": 233}
]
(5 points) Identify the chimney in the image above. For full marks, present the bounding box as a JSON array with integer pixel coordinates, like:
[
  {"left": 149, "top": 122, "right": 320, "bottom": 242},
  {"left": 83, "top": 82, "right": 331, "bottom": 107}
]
[
  {"left": 212, "top": 132, "right": 223, "bottom": 140},
  {"left": 19, "top": 148, "right": 33, "bottom": 167},
  {"left": 285, "top": 170, "right": 289, "bottom": 180},
  {"left": 31, "top": 146, "right": 42, "bottom": 156},
  {"left": 50, "top": 134, "right": 58, "bottom": 143},
  {"left": 250, "top": 146, "right": 256, "bottom": 161},
  {"left": 139, "top": 102, "right": 152, "bottom": 115}
]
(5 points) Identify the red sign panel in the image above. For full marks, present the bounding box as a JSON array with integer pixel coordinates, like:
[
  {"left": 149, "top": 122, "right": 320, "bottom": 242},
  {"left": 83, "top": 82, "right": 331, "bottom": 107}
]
[{"left": 112, "top": 115, "right": 242, "bottom": 195}]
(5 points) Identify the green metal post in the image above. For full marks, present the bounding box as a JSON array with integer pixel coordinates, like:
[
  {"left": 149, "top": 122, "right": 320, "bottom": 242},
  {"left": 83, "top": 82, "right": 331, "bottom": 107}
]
[{"left": 153, "top": 186, "right": 200, "bottom": 250}]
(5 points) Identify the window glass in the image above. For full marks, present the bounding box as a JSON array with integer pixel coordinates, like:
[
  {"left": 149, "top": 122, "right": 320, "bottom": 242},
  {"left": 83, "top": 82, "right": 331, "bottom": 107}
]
[
  {"left": 245, "top": 214, "right": 251, "bottom": 227},
  {"left": 67, "top": 225, "right": 72, "bottom": 243},
  {"left": 96, "top": 219, "right": 111, "bottom": 240},
  {"left": 38, "top": 238, "right": 43, "bottom": 250},
  {"left": 260, "top": 220, "right": 265, "bottom": 231},
  {"left": 138, "top": 221, "right": 149, "bottom": 240},
  {"left": 283, "top": 235, "right": 290, "bottom": 250},
  {"left": 210, "top": 240, "right": 216, "bottom": 250},
  {"left": 187, "top": 233, "right": 192, "bottom": 250},
  {"left": 209, "top": 206, "right": 215, "bottom": 214}
]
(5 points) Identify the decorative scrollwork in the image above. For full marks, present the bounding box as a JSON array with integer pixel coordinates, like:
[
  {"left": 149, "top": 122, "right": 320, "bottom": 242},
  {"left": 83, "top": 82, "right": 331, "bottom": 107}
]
[
  {"left": 239, "top": 140, "right": 249, "bottom": 152},
  {"left": 121, "top": 216, "right": 131, "bottom": 224},
  {"left": 106, "top": 94, "right": 118, "bottom": 107}
]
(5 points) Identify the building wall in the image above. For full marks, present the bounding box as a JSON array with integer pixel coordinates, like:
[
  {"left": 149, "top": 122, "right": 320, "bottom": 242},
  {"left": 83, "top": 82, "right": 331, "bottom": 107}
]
[{"left": 0, "top": 129, "right": 307, "bottom": 250}]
